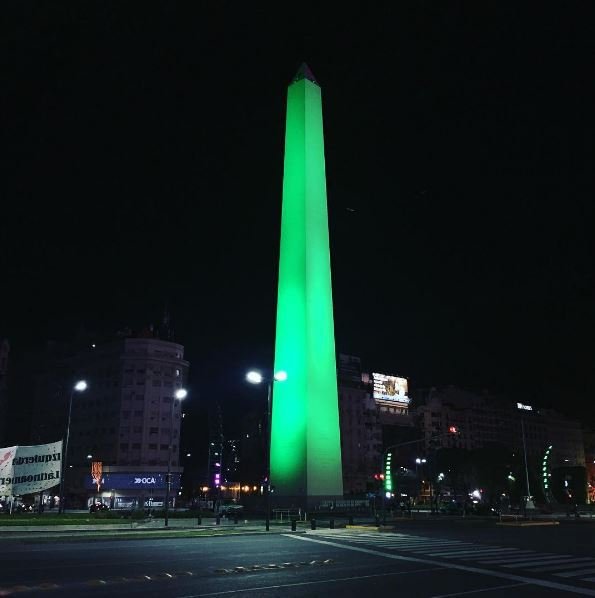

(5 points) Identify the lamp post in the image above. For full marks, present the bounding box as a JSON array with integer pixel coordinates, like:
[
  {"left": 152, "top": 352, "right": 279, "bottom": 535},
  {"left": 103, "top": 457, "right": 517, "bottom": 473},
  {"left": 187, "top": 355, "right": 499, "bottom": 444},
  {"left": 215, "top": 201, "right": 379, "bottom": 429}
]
[
  {"left": 415, "top": 458, "right": 426, "bottom": 501},
  {"left": 59, "top": 380, "right": 87, "bottom": 514},
  {"left": 246, "top": 369, "right": 287, "bottom": 531},
  {"left": 165, "top": 388, "right": 187, "bottom": 527},
  {"left": 520, "top": 417, "right": 535, "bottom": 511}
]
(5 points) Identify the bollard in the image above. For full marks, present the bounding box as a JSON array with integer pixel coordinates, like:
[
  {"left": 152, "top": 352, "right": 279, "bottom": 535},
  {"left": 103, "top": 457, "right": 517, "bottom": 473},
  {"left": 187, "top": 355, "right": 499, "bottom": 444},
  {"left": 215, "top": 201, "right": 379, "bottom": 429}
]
[
  {"left": 348, "top": 515, "right": 354, "bottom": 525},
  {"left": 330, "top": 518, "right": 334, "bottom": 529},
  {"left": 375, "top": 515, "right": 380, "bottom": 526},
  {"left": 310, "top": 518, "right": 316, "bottom": 530},
  {"left": 291, "top": 519, "right": 297, "bottom": 532},
  {"left": 216, "top": 514, "right": 221, "bottom": 525},
  {"left": 197, "top": 515, "right": 202, "bottom": 526},
  {"left": 234, "top": 513, "right": 239, "bottom": 524}
]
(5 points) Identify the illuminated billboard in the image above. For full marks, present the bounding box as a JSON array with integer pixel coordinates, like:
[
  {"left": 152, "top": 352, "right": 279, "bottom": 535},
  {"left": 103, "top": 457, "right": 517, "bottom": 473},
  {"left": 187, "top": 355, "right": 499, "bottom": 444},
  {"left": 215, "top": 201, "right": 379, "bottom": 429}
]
[{"left": 372, "top": 372, "right": 410, "bottom": 405}]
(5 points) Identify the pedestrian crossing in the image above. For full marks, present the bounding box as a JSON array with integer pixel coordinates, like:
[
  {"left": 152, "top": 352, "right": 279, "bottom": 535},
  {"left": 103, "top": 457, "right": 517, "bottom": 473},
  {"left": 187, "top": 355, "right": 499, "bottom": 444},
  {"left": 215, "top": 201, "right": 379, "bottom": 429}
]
[{"left": 308, "top": 529, "right": 595, "bottom": 586}]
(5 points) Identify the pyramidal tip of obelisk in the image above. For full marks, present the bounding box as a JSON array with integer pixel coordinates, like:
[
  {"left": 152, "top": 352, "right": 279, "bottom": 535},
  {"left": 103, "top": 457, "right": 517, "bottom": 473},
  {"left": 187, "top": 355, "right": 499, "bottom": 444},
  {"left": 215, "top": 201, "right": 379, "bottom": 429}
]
[{"left": 292, "top": 62, "right": 318, "bottom": 85}]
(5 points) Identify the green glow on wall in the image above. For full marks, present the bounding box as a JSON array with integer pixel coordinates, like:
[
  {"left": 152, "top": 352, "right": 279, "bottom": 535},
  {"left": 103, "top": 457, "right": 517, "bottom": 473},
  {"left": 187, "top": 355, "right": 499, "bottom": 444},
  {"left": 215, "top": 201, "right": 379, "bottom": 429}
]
[
  {"left": 385, "top": 453, "right": 393, "bottom": 492},
  {"left": 270, "top": 64, "right": 343, "bottom": 500}
]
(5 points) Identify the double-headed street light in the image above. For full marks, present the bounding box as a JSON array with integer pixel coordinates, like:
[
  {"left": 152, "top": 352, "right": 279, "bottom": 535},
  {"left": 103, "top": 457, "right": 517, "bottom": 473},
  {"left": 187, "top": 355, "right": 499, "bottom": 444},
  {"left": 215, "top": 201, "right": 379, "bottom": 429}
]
[
  {"left": 165, "top": 388, "right": 188, "bottom": 527},
  {"left": 59, "top": 380, "right": 88, "bottom": 514},
  {"left": 246, "top": 369, "right": 287, "bottom": 531}
]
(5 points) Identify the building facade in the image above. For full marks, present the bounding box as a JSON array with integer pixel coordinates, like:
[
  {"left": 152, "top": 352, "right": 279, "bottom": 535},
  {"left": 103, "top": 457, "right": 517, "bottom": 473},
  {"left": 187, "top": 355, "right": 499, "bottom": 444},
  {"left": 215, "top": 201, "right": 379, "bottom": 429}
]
[
  {"left": 30, "top": 335, "right": 189, "bottom": 508},
  {"left": 414, "top": 387, "right": 585, "bottom": 467},
  {"left": 0, "top": 339, "right": 9, "bottom": 447}
]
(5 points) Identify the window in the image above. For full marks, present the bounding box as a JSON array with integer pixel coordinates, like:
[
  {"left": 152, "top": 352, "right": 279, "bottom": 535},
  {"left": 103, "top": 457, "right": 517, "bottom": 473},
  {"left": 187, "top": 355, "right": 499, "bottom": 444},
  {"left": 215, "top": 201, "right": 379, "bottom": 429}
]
[
  {"left": 149, "top": 427, "right": 158, "bottom": 434},
  {"left": 132, "top": 443, "right": 141, "bottom": 449},
  {"left": 133, "top": 426, "right": 142, "bottom": 433},
  {"left": 149, "top": 443, "right": 157, "bottom": 450},
  {"left": 134, "top": 410, "right": 143, "bottom": 417},
  {"left": 120, "top": 443, "right": 128, "bottom": 451},
  {"left": 175, "top": 369, "right": 180, "bottom": 377},
  {"left": 160, "top": 444, "right": 168, "bottom": 450}
]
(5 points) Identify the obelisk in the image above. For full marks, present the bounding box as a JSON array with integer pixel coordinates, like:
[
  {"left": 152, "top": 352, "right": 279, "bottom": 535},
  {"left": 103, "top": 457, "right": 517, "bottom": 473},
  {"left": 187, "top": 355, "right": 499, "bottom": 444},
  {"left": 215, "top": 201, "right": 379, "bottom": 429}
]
[{"left": 270, "top": 64, "right": 343, "bottom": 506}]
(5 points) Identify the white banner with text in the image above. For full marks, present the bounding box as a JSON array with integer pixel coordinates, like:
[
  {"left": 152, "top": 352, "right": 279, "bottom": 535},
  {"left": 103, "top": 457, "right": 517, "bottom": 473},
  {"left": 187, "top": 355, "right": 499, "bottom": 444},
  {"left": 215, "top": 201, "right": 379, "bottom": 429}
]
[{"left": 0, "top": 441, "right": 63, "bottom": 495}]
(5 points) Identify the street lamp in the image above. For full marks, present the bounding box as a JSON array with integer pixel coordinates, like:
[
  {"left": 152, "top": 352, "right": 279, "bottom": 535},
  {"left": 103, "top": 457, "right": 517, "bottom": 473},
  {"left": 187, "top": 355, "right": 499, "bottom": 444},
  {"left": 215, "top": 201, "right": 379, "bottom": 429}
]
[
  {"left": 59, "top": 379, "right": 88, "bottom": 514},
  {"left": 415, "top": 458, "right": 426, "bottom": 499},
  {"left": 246, "top": 369, "right": 287, "bottom": 531},
  {"left": 164, "top": 388, "right": 187, "bottom": 527}
]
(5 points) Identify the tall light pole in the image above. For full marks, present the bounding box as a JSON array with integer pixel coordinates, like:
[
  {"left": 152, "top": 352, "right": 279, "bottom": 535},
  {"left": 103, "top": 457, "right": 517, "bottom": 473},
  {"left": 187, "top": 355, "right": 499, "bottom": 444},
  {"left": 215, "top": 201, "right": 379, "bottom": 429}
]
[
  {"left": 165, "top": 388, "right": 187, "bottom": 527},
  {"left": 59, "top": 380, "right": 87, "bottom": 514},
  {"left": 520, "top": 417, "right": 535, "bottom": 510},
  {"left": 246, "top": 369, "right": 287, "bottom": 531},
  {"left": 415, "top": 458, "right": 426, "bottom": 501}
]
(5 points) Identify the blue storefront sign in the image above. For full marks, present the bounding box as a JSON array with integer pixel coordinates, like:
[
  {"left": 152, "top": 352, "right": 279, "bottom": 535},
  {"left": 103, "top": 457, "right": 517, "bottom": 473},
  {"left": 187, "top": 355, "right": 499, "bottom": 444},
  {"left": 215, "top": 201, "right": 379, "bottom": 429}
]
[{"left": 85, "top": 472, "right": 181, "bottom": 491}]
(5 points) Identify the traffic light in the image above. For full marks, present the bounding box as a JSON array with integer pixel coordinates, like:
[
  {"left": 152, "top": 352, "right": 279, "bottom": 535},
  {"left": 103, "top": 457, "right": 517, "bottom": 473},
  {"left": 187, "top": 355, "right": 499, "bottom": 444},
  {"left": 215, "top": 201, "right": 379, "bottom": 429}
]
[{"left": 448, "top": 426, "right": 458, "bottom": 434}]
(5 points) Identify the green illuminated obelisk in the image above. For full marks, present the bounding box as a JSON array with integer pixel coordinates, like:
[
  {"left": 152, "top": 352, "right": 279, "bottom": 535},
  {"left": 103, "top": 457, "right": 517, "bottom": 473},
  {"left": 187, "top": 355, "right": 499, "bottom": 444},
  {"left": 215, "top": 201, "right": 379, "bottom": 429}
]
[{"left": 270, "top": 64, "right": 343, "bottom": 505}]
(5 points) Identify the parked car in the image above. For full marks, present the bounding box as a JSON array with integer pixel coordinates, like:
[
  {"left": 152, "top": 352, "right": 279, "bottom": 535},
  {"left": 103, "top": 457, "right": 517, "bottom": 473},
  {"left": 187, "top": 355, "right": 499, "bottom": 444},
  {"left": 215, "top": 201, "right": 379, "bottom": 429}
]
[
  {"left": 15, "top": 503, "right": 34, "bottom": 513},
  {"left": 439, "top": 501, "right": 463, "bottom": 515},
  {"left": 470, "top": 503, "right": 500, "bottom": 516},
  {"left": 89, "top": 502, "right": 110, "bottom": 513}
]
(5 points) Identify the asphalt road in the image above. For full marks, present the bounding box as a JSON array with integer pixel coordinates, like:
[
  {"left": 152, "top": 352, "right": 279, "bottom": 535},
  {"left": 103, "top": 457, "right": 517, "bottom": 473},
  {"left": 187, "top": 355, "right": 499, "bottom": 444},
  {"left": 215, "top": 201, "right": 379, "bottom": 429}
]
[{"left": 1, "top": 521, "right": 594, "bottom": 597}]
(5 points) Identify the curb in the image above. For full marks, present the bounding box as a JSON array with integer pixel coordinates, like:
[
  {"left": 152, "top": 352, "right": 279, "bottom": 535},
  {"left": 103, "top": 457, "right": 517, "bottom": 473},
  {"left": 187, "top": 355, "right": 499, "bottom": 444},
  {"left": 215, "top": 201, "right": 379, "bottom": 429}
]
[
  {"left": 0, "top": 528, "right": 308, "bottom": 543},
  {"left": 496, "top": 521, "right": 560, "bottom": 527}
]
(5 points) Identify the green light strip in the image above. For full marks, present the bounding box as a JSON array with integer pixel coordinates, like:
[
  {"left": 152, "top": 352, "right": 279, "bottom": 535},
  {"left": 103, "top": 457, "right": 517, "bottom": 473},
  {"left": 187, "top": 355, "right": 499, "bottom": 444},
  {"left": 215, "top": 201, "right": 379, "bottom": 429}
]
[{"left": 270, "top": 67, "right": 343, "bottom": 500}]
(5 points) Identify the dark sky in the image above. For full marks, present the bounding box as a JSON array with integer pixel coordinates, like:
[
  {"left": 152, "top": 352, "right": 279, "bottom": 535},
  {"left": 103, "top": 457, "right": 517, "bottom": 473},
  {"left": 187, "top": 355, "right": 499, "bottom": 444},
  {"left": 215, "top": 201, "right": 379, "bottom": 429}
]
[{"left": 3, "top": 5, "right": 595, "bottom": 425}]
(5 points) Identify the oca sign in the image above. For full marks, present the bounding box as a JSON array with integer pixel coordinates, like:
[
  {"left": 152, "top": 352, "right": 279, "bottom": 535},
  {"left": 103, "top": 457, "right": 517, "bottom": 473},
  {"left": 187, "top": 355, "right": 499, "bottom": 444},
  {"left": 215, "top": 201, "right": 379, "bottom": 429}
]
[{"left": 134, "top": 476, "right": 157, "bottom": 485}]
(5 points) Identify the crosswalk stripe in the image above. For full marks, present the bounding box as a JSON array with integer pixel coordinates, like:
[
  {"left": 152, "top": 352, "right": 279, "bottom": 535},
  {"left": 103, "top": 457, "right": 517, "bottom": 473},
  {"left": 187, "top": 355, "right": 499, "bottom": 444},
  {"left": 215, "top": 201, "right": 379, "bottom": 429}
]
[
  {"left": 428, "top": 548, "right": 513, "bottom": 557},
  {"left": 501, "top": 557, "right": 579, "bottom": 568},
  {"left": 316, "top": 536, "right": 468, "bottom": 548},
  {"left": 528, "top": 559, "right": 595, "bottom": 572},
  {"left": 555, "top": 568, "right": 595, "bottom": 578},
  {"left": 477, "top": 554, "right": 544, "bottom": 564},
  {"left": 442, "top": 550, "right": 529, "bottom": 560},
  {"left": 403, "top": 544, "right": 473, "bottom": 553},
  {"left": 406, "top": 545, "right": 478, "bottom": 552},
  {"left": 308, "top": 531, "right": 595, "bottom": 582},
  {"left": 374, "top": 544, "right": 470, "bottom": 551}
]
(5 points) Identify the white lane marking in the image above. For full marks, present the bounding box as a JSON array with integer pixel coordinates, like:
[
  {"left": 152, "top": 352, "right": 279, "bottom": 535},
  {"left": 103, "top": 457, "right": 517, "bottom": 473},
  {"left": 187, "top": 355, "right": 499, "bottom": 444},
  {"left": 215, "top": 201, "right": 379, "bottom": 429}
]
[
  {"left": 556, "top": 568, "right": 595, "bottom": 578},
  {"left": 436, "top": 548, "right": 528, "bottom": 561},
  {"left": 428, "top": 547, "right": 518, "bottom": 557},
  {"left": 175, "top": 566, "right": 444, "bottom": 597},
  {"left": 476, "top": 554, "right": 545, "bottom": 564},
  {"left": 285, "top": 534, "right": 595, "bottom": 596},
  {"left": 529, "top": 560, "right": 595, "bottom": 572},
  {"left": 473, "top": 551, "right": 536, "bottom": 562},
  {"left": 429, "top": 582, "right": 528, "bottom": 598},
  {"left": 501, "top": 556, "right": 578, "bottom": 568},
  {"left": 407, "top": 545, "right": 478, "bottom": 552}
]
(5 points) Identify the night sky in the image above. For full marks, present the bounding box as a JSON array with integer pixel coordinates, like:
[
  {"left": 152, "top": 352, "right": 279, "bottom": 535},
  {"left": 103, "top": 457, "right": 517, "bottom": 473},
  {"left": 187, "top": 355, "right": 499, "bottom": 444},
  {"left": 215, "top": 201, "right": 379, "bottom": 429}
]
[{"left": 3, "top": 5, "right": 595, "bottom": 428}]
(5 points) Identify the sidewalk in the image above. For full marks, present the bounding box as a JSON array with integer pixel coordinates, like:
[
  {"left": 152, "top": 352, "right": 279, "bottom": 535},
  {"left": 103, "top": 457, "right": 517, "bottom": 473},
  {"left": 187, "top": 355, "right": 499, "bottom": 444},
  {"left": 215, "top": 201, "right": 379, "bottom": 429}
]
[{"left": 0, "top": 518, "right": 305, "bottom": 541}]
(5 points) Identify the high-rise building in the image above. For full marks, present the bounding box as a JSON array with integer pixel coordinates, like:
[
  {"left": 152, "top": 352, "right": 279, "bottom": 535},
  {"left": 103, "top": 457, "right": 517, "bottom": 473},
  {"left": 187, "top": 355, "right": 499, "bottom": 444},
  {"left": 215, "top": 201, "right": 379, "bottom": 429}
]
[
  {"left": 414, "top": 387, "right": 585, "bottom": 467},
  {"left": 29, "top": 334, "right": 189, "bottom": 509},
  {"left": 0, "top": 338, "right": 9, "bottom": 446},
  {"left": 271, "top": 64, "right": 343, "bottom": 505},
  {"left": 338, "top": 355, "right": 382, "bottom": 495}
]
